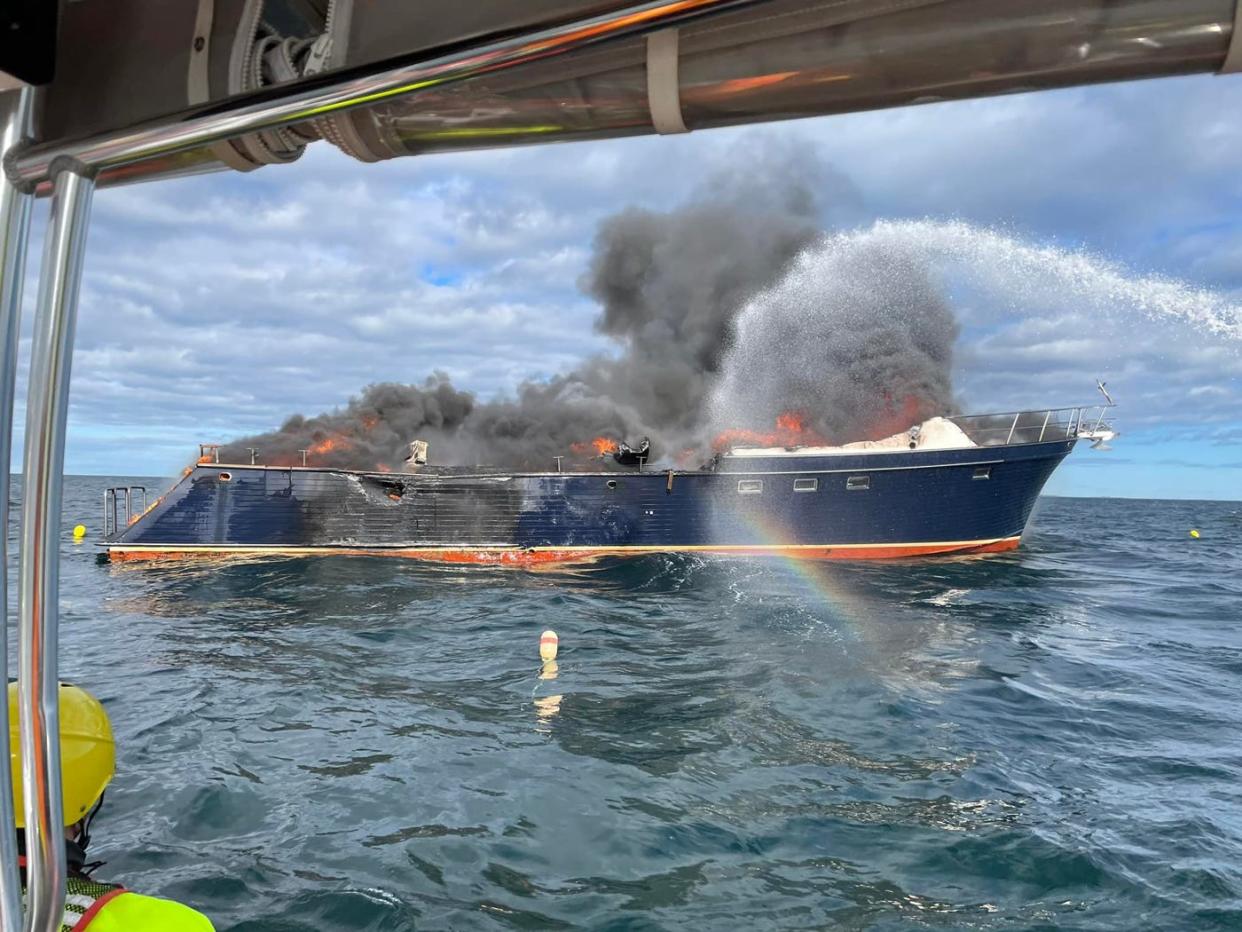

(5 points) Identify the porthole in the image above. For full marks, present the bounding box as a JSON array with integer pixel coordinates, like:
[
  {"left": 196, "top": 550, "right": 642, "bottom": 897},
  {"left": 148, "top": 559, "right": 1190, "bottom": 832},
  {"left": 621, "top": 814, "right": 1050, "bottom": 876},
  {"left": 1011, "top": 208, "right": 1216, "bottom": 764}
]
[
  {"left": 972, "top": 466, "right": 992, "bottom": 480},
  {"left": 606, "top": 479, "right": 618, "bottom": 490},
  {"left": 846, "top": 475, "right": 870, "bottom": 491},
  {"left": 794, "top": 478, "right": 818, "bottom": 492},
  {"left": 738, "top": 479, "right": 763, "bottom": 494},
  {"left": 218, "top": 472, "right": 232, "bottom": 482}
]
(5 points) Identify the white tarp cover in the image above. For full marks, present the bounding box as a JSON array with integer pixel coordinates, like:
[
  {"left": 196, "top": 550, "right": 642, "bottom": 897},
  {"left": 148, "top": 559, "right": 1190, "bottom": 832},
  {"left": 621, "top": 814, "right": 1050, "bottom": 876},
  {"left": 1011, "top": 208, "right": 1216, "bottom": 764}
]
[{"left": 724, "top": 416, "right": 975, "bottom": 457}]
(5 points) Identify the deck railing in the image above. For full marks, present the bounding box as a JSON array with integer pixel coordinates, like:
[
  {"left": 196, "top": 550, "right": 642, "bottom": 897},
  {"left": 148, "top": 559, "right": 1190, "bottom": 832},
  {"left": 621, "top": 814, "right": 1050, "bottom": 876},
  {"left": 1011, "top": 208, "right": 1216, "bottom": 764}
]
[
  {"left": 946, "top": 405, "right": 1116, "bottom": 447},
  {"left": 103, "top": 486, "right": 147, "bottom": 539}
]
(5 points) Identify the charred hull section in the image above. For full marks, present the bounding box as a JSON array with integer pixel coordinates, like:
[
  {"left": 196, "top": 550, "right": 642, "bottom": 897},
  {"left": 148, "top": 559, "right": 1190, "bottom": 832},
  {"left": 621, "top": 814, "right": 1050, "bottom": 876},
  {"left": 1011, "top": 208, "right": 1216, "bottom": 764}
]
[{"left": 105, "top": 439, "right": 1074, "bottom": 564}]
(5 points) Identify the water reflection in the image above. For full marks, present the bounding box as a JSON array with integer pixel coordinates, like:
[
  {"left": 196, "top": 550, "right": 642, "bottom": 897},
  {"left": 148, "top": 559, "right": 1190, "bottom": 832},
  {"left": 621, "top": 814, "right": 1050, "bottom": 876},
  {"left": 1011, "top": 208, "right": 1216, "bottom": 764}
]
[{"left": 533, "top": 659, "right": 562, "bottom": 727}]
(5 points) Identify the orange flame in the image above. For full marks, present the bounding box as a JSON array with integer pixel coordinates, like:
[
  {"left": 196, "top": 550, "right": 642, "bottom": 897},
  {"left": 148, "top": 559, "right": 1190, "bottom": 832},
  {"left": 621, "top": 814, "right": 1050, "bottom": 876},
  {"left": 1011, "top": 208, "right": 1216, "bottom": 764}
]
[
  {"left": 309, "top": 435, "right": 352, "bottom": 456},
  {"left": 375, "top": 463, "right": 393, "bottom": 473},
  {"left": 571, "top": 436, "right": 620, "bottom": 456},
  {"left": 713, "top": 410, "right": 826, "bottom": 452},
  {"left": 196, "top": 455, "right": 213, "bottom": 464},
  {"left": 775, "top": 411, "right": 806, "bottom": 433},
  {"left": 867, "top": 393, "right": 926, "bottom": 441}
]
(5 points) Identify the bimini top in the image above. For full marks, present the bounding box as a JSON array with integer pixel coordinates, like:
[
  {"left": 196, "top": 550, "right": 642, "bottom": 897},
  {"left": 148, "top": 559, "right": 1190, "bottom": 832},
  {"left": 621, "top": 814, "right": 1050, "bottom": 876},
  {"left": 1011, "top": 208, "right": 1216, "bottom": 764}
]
[
  {"left": 7, "top": 1, "right": 1241, "bottom": 193},
  {"left": 724, "top": 417, "right": 975, "bottom": 458}
]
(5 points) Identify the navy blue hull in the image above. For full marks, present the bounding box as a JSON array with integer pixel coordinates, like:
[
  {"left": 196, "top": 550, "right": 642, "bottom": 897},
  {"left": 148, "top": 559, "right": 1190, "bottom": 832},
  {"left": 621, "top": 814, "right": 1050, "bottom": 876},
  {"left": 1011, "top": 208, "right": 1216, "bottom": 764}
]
[{"left": 108, "top": 439, "right": 1073, "bottom": 562}]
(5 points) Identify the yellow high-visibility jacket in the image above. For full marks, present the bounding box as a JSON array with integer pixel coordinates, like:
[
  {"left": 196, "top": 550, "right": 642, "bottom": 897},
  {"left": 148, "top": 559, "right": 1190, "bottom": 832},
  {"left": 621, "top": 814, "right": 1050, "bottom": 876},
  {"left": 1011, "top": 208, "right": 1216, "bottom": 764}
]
[{"left": 54, "top": 875, "right": 215, "bottom": 931}]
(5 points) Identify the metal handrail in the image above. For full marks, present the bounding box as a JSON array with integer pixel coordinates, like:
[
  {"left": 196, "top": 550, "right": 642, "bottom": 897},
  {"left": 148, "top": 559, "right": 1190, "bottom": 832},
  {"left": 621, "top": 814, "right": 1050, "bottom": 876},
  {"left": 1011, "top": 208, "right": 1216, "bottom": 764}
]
[
  {"left": 104, "top": 487, "right": 147, "bottom": 538},
  {"left": 1004, "top": 412, "right": 1021, "bottom": 445},
  {"left": 103, "top": 489, "right": 128, "bottom": 539},
  {"left": 7, "top": 0, "right": 756, "bottom": 190},
  {"left": 945, "top": 403, "right": 1116, "bottom": 448},
  {"left": 0, "top": 86, "right": 34, "bottom": 932},
  {"left": 18, "top": 166, "right": 94, "bottom": 932},
  {"left": 944, "top": 403, "right": 1110, "bottom": 422}
]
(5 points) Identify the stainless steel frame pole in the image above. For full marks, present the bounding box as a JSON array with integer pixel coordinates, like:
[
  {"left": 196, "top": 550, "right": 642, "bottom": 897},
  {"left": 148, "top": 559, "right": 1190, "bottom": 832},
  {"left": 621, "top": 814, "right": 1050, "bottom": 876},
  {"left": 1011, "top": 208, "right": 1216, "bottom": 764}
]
[
  {"left": 18, "top": 165, "right": 95, "bottom": 932},
  {"left": 0, "top": 86, "right": 36, "bottom": 932}
]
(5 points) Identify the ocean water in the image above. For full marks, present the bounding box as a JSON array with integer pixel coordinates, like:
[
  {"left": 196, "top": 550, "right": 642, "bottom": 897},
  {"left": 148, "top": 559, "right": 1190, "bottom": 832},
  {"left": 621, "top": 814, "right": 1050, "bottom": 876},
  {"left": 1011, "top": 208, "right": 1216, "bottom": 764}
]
[{"left": 5, "top": 476, "right": 1241, "bottom": 930}]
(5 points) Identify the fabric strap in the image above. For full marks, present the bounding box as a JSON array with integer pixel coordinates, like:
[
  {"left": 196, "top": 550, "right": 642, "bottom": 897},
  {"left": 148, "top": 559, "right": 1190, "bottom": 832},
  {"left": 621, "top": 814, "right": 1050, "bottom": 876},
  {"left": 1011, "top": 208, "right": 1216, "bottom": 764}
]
[
  {"left": 70, "top": 888, "right": 125, "bottom": 930},
  {"left": 646, "top": 29, "right": 689, "bottom": 134}
]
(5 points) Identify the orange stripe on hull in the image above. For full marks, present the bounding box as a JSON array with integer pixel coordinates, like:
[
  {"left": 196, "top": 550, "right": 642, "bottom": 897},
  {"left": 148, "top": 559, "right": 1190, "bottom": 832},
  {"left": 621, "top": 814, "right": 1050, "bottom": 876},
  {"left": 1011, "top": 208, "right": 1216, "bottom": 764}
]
[{"left": 107, "top": 537, "right": 1021, "bottom": 565}]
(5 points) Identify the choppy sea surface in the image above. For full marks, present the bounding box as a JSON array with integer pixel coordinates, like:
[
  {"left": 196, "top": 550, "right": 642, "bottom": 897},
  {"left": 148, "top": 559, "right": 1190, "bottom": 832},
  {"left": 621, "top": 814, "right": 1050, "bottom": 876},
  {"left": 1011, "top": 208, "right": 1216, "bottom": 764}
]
[{"left": 5, "top": 476, "right": 1242, "bottom": 930}]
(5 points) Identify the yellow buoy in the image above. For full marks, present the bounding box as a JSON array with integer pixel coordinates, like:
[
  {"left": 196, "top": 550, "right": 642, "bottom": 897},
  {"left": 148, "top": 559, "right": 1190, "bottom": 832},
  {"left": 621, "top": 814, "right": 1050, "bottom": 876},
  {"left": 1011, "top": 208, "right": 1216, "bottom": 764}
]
[
  {"left": 72, "top": 524, "right": 87, "bottom": 540},
  {"left": 1190, "top": 529, "right": 1200, "bottom": 539},
  {"left": 540, "top": 630, "right": 559, "bottom": 662}
]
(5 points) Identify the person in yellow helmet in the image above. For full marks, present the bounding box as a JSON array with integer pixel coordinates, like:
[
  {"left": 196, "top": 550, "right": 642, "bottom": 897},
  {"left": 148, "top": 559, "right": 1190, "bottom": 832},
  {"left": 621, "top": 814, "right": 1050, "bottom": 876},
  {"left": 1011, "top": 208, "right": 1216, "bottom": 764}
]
[{"left": 8, "top": 683, "right": 214, "bottom": 931}]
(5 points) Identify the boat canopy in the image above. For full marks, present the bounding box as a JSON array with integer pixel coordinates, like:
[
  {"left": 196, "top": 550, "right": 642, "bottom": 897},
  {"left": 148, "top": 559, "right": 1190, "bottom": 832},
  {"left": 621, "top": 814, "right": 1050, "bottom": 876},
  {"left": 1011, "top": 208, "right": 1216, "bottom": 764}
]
[{"left": 5, "top": 0, "right": 1240, "bottom": 191}]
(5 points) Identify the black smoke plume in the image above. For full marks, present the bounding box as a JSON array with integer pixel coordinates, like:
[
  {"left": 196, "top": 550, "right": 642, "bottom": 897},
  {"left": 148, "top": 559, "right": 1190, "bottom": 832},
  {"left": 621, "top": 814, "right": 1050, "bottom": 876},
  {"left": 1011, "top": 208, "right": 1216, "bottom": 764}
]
[
  {"left": 219, "top": 146, "right": 957, "bottom": 471},
  {"left": 219, "top": 375, "right": 474, "bottom": 469}
]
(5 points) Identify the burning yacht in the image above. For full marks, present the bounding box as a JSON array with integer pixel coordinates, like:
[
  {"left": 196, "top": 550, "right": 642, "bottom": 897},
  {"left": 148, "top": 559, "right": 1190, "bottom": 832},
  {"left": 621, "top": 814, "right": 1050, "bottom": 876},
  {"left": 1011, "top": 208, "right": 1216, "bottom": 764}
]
[{"left": 103, "top": 401, "right": 1116, "bottom": 565}]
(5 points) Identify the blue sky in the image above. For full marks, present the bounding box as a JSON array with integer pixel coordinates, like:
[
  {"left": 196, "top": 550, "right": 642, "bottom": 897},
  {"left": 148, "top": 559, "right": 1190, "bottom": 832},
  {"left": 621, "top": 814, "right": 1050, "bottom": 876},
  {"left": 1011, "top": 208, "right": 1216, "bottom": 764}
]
[{"left": 7, "top": 72, "right": 1242, "bottom": 498}]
